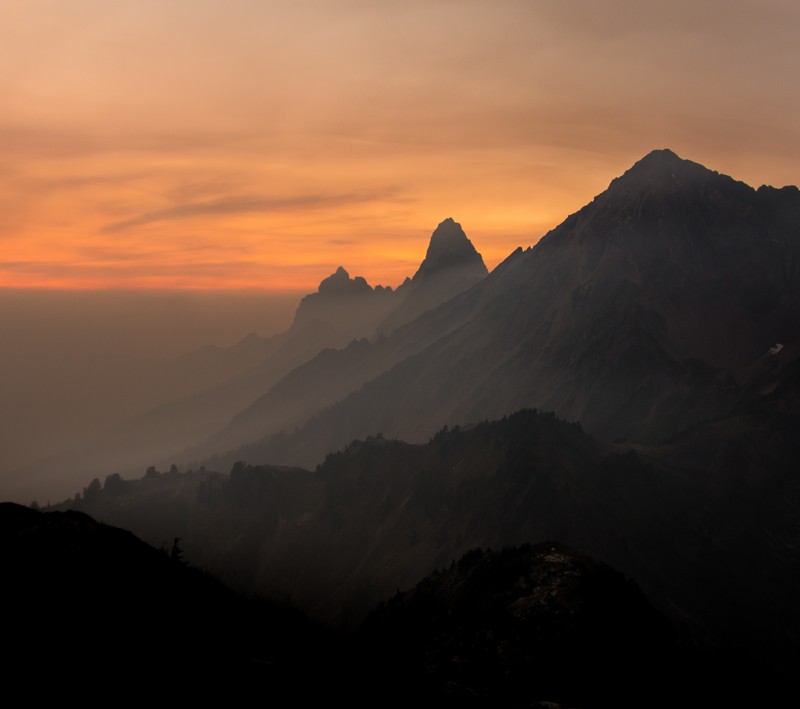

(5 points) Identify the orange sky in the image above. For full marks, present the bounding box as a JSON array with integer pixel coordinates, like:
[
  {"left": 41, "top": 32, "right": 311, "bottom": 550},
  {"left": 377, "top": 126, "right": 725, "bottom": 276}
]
[{"left": 2, "top": 0, "right": 799, "bottom": 291}]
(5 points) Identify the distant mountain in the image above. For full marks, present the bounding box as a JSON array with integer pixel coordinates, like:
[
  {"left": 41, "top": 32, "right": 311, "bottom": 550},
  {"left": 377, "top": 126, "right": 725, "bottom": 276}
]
[
  {"left": 376, "top": 217, "right": 489, "bottom": 335},
  {"left": 293, "top": 217, "right": 488, "bottom": 340},
  {"left": 29, "top": 220, "right": 488, "bottom": 489},
  {"left": 224, "top": 149, "right": 800, "bottom": 469},
  {"left": 292, "top": 266, "right": 396, "bottom": 338},
  {"left": 185, "top": 218, "right": 488, "bottom": 457},
  {"left": 32, "top": 149, "right": 800, "bottom": 704}
]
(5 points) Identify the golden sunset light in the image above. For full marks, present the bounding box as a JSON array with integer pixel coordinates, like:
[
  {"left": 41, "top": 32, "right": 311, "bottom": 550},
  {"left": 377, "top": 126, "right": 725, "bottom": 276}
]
[
  {"left": 2, "top": 0, "right": 798, "bottom": 290},
  {"left": 4, "top": 4, "right": 800, "bottom": 698}
]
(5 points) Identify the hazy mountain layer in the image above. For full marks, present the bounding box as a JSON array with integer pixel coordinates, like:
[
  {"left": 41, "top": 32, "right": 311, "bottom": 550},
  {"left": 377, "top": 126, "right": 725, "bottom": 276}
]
[
  {"left": 186, "top": 218, "right": 489, "bottom": 458},
  {"left": 221, "top": 150, "right": 800, "bottom": 471},
  {"left": 20, "top": 220, "right": 488, "bottom": 495},
  {"left": 57, "top": 400, "right": 800, "bottom": 693}
]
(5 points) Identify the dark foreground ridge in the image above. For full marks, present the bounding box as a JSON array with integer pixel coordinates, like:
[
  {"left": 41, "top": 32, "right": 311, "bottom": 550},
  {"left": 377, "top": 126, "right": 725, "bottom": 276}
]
[
  {"left": 360, "top": 542, "right": 679, "bottom": 707},
  {"left": 2, "top": 501, "right": 714, "bottom": 707},
  {"left": 0, "top": 502, "right": 341, "bottom": 701},
  {"left": 49, "top": 399, "right": 800, "bottom": 704}
]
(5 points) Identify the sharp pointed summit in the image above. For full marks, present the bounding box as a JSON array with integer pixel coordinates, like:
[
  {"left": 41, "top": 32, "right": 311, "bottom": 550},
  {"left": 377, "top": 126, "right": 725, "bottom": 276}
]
[
  {"left": 372, "top": 218, "right": 488, "bottom": 335},
  {"left": 413, "top": 218, "right": 487, "bottom": 281}
]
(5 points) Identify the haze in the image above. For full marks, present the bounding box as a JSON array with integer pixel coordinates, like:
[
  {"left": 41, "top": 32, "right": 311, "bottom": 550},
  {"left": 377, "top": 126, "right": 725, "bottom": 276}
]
[
  {"left": 2, "top": 0, "right": 799, "bottom": 290},
  {"left": 0, "top": 289, "right": 298, "bottom": 501}
]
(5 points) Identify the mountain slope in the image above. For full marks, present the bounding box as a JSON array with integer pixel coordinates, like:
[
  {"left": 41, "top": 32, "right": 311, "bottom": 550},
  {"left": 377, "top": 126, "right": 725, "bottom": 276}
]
[
  {"left": 27, "top": 220, "right": 489, "bottom": 491},
  {"left": 191, "top": 218, "right": 489, "bottom": 457},
  {"left": 56, "top": 404, "right": 800, "bottom": 694},
  {"left": 0, "top": 501, "right": 342, "bottom": 699},
  {"left": 226, "top": 149, "right": 800, "bottom": 469},
  {"left": 375, "top": 217, "right": 489, "bottom": 335},
  {"left": 360, "top": 543, "right": 677, "bottom": 707}
]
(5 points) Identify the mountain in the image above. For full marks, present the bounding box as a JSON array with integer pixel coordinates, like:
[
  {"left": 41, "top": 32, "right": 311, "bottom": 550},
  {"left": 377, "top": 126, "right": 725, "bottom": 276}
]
[
  {"left": 291, "top": 266, "right": 396, "bottom": 339},
  {"left": 0, "top": 501, "right": 343, "bottom": 700},
  {"left": 30, "top": 148, "right": 800, "bottom": 703},
  {"left": 4, "top": 499, "right": 705, "bottom": 706},
  {"left": 414, "top": 216, "right": 486, "bottom": 277},
  {"left": 375, "top": 217, "right": 489, "bottom": 334},
  {"left": 54, "top": 405, "right": 800, "bottom": 699},
  {"left": 292, "top": 217, "right": 488, "bottom": 341},
  {"left": 185, "top": 218, "right": 488, "bottom": 457},
  {"left": 221, "top": 149, "right": 800, "bottom": 470},
  {"left": 359, "top": 543, "right": 678, "bottom": 707},
  {"left": 20, "top": 220, "right": 488, "bottom": 496}
]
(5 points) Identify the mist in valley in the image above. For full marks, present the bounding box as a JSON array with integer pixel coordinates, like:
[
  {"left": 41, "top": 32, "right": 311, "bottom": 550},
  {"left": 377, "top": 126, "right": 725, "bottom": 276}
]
[
  {"left": 0, "top": 288, "right": 300, "bottom": 503},
  {"left": 3, "top": 0, "right": 800, "bottom": 702},
  {"left": 3, "top": 152, "right": 800, "bottom": 705}
]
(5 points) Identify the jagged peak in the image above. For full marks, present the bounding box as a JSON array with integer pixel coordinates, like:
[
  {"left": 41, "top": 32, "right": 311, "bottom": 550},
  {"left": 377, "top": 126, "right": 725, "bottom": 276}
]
[
  {"left": 316, "top": 266, "right": 372, "bottom": 295},
  {"left": 414, "top": 218, "right": 488, "bottom": 280}
]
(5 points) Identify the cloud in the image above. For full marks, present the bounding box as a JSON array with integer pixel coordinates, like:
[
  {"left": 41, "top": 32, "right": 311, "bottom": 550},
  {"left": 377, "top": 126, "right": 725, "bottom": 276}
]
[
  {"left": 0, "top": 261, "right": 38, "bottom": 272},
  {"left": 102, "top": 190, "right": 400, "bottom": 233}
]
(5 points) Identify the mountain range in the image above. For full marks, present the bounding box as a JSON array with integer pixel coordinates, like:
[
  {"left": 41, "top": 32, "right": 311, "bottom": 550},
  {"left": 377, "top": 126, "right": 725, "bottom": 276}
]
[
  {"left": 204, "top": 149, "right": 800, "bottom": 472},
  {"left": 23, "top": 148, "right": 800, "bottom": 701},
  {"left": 4, "top": 501, "right": 697, "bottom": 706},
  {"left": 19, "top": 217, "right": 488, "bottom": 492},
  {"left": 27, "top": 150, "right": 799, "bottom": 486}
]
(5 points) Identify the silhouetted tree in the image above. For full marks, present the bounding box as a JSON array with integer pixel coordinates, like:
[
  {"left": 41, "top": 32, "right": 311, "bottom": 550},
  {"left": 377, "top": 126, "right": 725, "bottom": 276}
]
[{"left": 171, "top": 537, "right": 185, "bottom": 565}]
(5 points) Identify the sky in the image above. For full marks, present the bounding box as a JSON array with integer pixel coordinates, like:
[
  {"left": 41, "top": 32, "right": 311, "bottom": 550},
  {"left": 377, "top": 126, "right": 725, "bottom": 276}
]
[{"left": 2, "top": 0, "right": 799, "bottom": 291}]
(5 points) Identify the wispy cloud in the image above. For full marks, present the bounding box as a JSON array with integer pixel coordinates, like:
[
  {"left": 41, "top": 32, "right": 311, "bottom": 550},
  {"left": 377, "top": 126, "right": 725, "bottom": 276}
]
[
  {"left": 326, "top": 238, "right": 358, "bottom": 246},
  {"left": 102, "top": 191, "right": 398, "bottom": 233}
]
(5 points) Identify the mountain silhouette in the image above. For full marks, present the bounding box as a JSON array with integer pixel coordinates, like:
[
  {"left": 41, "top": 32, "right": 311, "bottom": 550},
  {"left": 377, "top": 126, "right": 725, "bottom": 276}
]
[
  {"left": 0, "top": 501, "right": 343, "bottom": 700},
  {"left": 221, "top": 149, "right": 799, "bottom": 470},
  {"left": 56, "top": 404, "right": 800, "bottom": 701},
  {"left": 295, "top": 219, "right": 488, "bottom": 340},
  {"left": 291, "top": 266, "right": 395, "bottom": 337},
  {"left": 376, "top": 217, "right": 489, "bottom": 334},
  {"left": 193, "top": 219, "right": 488, "bottom": 455},
  {"left": 28, "top": 220, "right": 488, "bottom": 489},
  {"left": 413, "top": 217, "right": 485, "bottom": 277},
  {"left": 359, "top": 543, "right": 677, "bottom": 707},
  {"left": 30, "top": 148, "right": 800, "bottom": 705}
]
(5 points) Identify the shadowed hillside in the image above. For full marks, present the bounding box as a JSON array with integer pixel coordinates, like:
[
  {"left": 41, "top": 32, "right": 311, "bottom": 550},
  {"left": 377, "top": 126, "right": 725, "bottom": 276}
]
[
  {"left": 0, "top": 502, "right": 341, "bottom": 700},
  {"left": 218, "top": 150, "right": 800, "bottom": 472},
  {"left": 53, "top": 402, "right": 800, "bottom": 696}
]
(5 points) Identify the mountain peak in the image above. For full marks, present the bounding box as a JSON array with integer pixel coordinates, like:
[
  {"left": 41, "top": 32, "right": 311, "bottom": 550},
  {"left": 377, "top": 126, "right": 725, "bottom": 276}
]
[
  {"left": 639, "top": 148, "right": 682, "bottom": 165},
  {"left": 414, "top": 218, "right": 488, "bottom": 280},
  {"left": 317, "top": 266, "right": 371, "bottom": 295},
  {"left": 608, "top": 149, "right": 720, "bottom": 195}
]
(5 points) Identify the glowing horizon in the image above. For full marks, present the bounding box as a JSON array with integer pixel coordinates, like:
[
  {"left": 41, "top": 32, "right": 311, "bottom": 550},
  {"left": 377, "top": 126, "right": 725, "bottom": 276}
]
[{"left": 2, "top": 1, "right": 798, "bottom": 291}]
